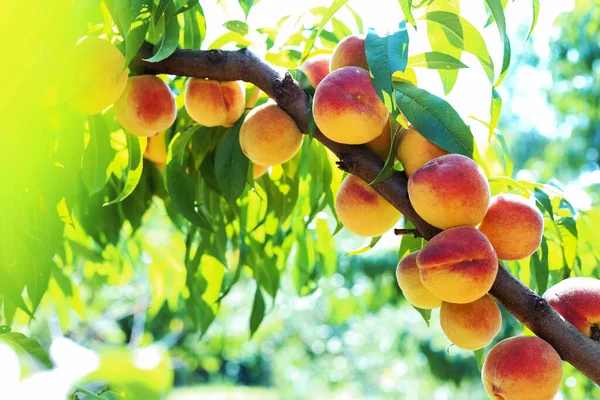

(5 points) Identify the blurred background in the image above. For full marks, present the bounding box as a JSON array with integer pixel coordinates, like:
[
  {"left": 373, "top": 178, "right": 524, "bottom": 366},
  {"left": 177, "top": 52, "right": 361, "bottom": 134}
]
[{"left": 4, "top": 0, "right": 600, "bottom": 398}]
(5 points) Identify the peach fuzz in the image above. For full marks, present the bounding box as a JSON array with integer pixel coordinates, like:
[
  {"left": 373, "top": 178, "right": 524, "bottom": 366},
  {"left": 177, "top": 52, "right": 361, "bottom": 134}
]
[
  {"left": 482, "top": 336, "right": 563, "bottom": 400},
  {"left": 397, "top": 127, "right": 449, "bottom": 176},
  {"left": 334, "top": 174, "right": 401, "bottom": 237},
  {"left": 114, "top": 75, "right": 176, "bottom": 137},
  {"left": 144, "top": 131, "right": 167, "bottom": 165},
  {"left": 543, "top": 277, "right": 600, "bottom": 338},
  {"left": 253, "top": 164, "right": 269, "bottom": 179},
  {"left": 408, "top": 154, "right": 490, "bottom": 229},
  {"left": 239, "top": 103, "right": 303, "bottom": 166},
  {"left": 300, "top": 54, "right": 331, "bottom": 88},
  {"left": 440, "top": 294, "right": 501, "bottom": 350},
  {"left": 396, "top": 251, "right": 442, "bottom": 309},
  {"left": 185, "top": 79, "right": 246, "bottom": 127},
  {"left": 478, "top": 194, "right": 544, "bottom": 260},
  {"left": 313, "top": 67, "right": 389, "bottom": 145},
  {"left": 330, "top": 35, "right": 369, "bottom": 71},
  {"left": 417, "top": 226, "right": 498, "bottom": 304},
  {"left": 67, "top": 37, "right": 129, "bottom": 115}
]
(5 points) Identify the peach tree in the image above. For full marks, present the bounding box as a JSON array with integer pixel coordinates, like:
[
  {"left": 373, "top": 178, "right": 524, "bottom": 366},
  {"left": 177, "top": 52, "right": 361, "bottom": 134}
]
[{"left": 2, "top": 0, "right": 600, "bottom": 398}]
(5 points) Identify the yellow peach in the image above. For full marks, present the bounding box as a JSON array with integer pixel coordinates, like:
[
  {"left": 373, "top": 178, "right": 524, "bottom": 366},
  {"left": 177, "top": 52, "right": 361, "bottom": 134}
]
[
  {"left": 330, "top": 35, "right": 369, "bottom": 71},
  {"left": 300, "top": 54, "right": 331, "bottom": 88},
  {"left": 335, "top": 174, "right": 401, "bottom": 237},
  {"left": 397, "top": 127, "right": 449, "bottom": 176},
  {"left": 396, "top": 251, "right": 442, "bottom": 309},
  {"left": 114, "top": 75, "right": 177, "bottom": 137},
  {"left": 144, "top": 131, "right": 167, "bottom": 164},
  {"left": 185, "top": 79, "right": 246, "bottom": 127},
  {"left": 239, "top": 103, "right": 303, "bottom": 166}
]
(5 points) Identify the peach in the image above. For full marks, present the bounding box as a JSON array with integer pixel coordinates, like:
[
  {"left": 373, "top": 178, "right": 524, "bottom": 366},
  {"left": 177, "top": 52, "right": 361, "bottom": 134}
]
[
  {"left": 253, "top": 164, "right": 269, "bottom": 179},
  {"left": 408, "top": 154, "right": 490, "bottom": 229},
  {"left": 184, "top": 79, "right": 246, "bottom": 127},
  {"left": 440, "top": 294, "right": 501, "bottom": 350},
  {"left": 335, "top": 174, "right": 401, "bottom": 237},
  {"left": 397, "top": 127, "right": 449, "bottom": 176},
  {"left": 396, "top": 251, "right": 442, "bottom": 309},
  {"left": 366, "top": 122, "right": 392, "bottom": 160},
  {"left": 478, "top": 194, "right": 544, "bottom": 260},
  {"left": 300, "top": 54, "right": 331, "bottom": 88},
  {"left": 67, "top": 37, "right": 129, "bottom": 114},
  {"left": 246, "top": 85, "right": 261, "bottom": 108},
  {"left": 114, "top": 75, "right": 176, "bottom": 137},
  {"left": 330, "top": 35, "right": 369, "bottom": 71},
  {"left": 313, "top": 67, "right": 389, "bottom": 145},
  {"left": 239, "top": 103, "right": 303, "bottom": 166},
  {"left": 482, "top": 336, "right": 563, "bottom": 400},
  {"left": 543, "top": 277, "right": 600, "bottom": 338},
  {"left": 417, "top": 226, "right": 498, "bottom": 304},
  {"left": 144, "top": 131, "right": 167, "bottom": 164}
]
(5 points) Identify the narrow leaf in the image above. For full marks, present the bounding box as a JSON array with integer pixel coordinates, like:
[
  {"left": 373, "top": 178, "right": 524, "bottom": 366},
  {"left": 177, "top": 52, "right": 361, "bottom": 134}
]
[
  {"left": 413, "top": 306, "right": 431, "bottom": 327},
  {"left": 408, "top": 51, "right": 468, "bottom": 70},
  {"left": 214, "top": 120, "right": 249, "bottom": 204},
  {"left": 526, "top": 0, "right": 540, "bottom": 42},
  {"left": 82, "top": 115, "right": 116, "bottom": 196},
  {"left": 224, "top": 20, "right": 249, "bottom": 36},
  {"left": 394, "top": 81, "right": 474, "bottom": 157},
  {"left": 347, "top": 236, "right": 382, "bottom": 255},
  {"left": 104, "top": 135, "right": 144, "bottom": 205},
  {"left": 488, "top": 89, "right": 502, "bottom": 141},
  {"left": 249, "top": 286, "right": 266, "bottom": 337},
  {"left": 301, "top": 0, "right": 349, "bottom": 60},
  {"left": 238, "top": 0, "right": 258, "bottom": 18},
  {"left": 119, "top": 0, "right": 152, "bottom": 67},
  {"left": 398, "top": 0, "right": 416, "bottom": 28},
  {"left": 0, "top": 333, "right": 52, "bottom": 368},
  {"left": 154, "top": 0, "right": 172, "bottom": 25},
  {"left": 144, "top": 6, "right": 180, "bottom": 62}
]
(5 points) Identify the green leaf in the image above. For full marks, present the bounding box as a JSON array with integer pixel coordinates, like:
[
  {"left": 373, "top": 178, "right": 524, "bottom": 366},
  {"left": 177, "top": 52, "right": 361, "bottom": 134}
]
[
  {"left": 301, "top": 0, "right": 349, "bottom": 60},
  {"left": 117, "top": 0, "right": 152, "bottom": 67},
  {"left": 408, "top": 51, "right": 468, "bottom": 70},
  {"left": 423, "top": 11, "right": 494, "bottom": 84},
  {"left": 27, "top": 260, "right": 51, "bottom": 314},
  {"left": 413, "top": 306, "right": 431, "bottom": 327},
  {"left": 224, "top": 20, "right": 249, "bottom": 36},
  {"left": 531, "top": 237, "right": 549, "bottom": 294},
  {"left": 346, "top": 4, "right": 364, "bottom": 34},
  {"left": 558, "top": 217, "right": 578, "bottom": 239},
  {"left": 214, "top": 120, "right": 249, "bottom": 204},
  {"left": 473, "top": 349, "right": 485, "bottom": 371},
  {"left": 398, "top": 221, "right": 424, "bottom": 258},
  {"left": 394, "top": 81, "right": 474, "bottom": 157},
  {"left": 144, "top": 6, "right": 180, "bottom": 62},
  {"left": 183, "top": 3, "right": 205, "bottom": 49},
  {"left": 495, "top": 34, "right": 511, "bottom": 88},
  {"left": 534, "top": 187, "right": 554, "bottom": 220},
  {"left": 171, "top": 0, "right": 199, "bottom": 17},
  {"left": 105, "top": 135, "right": 144, "bottom": 205},
  {"left": 347, "top": 236, "right": 382, "bottom": 255},
  {"left": 365, "top": 22, "right": 409, "bottom": 108},
  {"left": 0, "top": 332, "right": 52, "bottom": 368},
  {"left": 249, "top": 285, "right": 266, "bottom": 337},
  {"left": 209, "top": 31, "right": 252, "bottom": 49},
  {"left": 82, "top": 115, "right": 116, "bottom": 196},
  {"left": 167, "top": 163, "right": 213, "bottom": 230},
  {"left": 398, "top": 0, "right": 416, "bottom": 28},
  {"left": 526, "top": 0, "right": 540, "bottom": 42},
  {"left": 154, "top": 0, "right": 172, "bottom": 25},
  {"left": 489, "top": 88, "right": 502, "bottom": 141},
  {"left": 238, "top": 0, "right": 258, "bottom": 18}
]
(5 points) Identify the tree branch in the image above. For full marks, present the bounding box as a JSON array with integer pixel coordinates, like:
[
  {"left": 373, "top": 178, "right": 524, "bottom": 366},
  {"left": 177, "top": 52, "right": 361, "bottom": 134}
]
[{"left": 132, "top": 44, "right": 600, "bottom": 385}]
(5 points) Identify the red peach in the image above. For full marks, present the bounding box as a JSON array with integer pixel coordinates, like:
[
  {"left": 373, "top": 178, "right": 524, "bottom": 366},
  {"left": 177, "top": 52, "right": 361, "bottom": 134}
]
[
  {"left": 185, "top": 79, "right": 246, "bottom": 127},
  {"left": 330, "top": 35, "right": 369, "bottom": 71},
  {"left": 396, "top": 251, "right": 442, "bottom": 309},
  {"left": 300, "top": 54, "right": 331, "bottom": 88}
]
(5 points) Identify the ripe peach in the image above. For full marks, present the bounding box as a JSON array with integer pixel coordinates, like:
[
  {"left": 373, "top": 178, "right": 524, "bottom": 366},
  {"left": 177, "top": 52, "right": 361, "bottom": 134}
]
[
  {"left": 478, "top": 194, "right": 544, "bottom": 261},
  {"left": 366, "top": 122, "right": 392, "bottom": 160},
  {"left": 313, "top": 67, "right": 389, "bottom": 145},
  {"left": 396, "top": 251, "right": 442, "bottom": 309},
  {"left": 300, "top": 54, "right": 331, "bottom": 88},
  {"left": 114, "top": 75, "right": 176, "bottom": 137},
  {"left": 417, "top": 226, "right": 498, "bottom": 304},
  {"left": 246, "top": 85, "right": 261, "bottom": 108},
  {"left": 330, "top": 35, "right": 369, "bottom": 71},
  {"left": 253, "top": 164, "right": 269, "bottom": 179},
  {"left": 408, "top": 154, "right": 490, "bottom": 229},
  {"left": 335, "top": 174, "right": 401, "bottom": 237},
  {"left": 184, "top": 79, "right": 246, "bottom": 127},
  {"left": 144, "top": 131, "right": 167, "bottom": 164},
  {"left": 440, "top": 294, "right": 501, "bottom": 350},
  {"left": 67, "top": 37, "right": 129, "bottom": 114},
  {"left": 482, "top": 336, "right": 563, "bottom": 400},
  {"left": 239, "top": 103, "right": 303, "bottom": 166},
  {"left": 397, "top": 127, "right": 449, "bottom": 176},
  {"left": 543, "top": 277, "right": 600, "bottom": 338}
]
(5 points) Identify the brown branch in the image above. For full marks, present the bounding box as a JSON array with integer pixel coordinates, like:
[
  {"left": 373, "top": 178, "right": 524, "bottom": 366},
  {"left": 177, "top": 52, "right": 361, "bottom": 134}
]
[
  {"left": 394, "top": 228, "right": 423, "bottom": 237},
  {"left": 132, "top": 44, "right": 600, "bottom": 385}
]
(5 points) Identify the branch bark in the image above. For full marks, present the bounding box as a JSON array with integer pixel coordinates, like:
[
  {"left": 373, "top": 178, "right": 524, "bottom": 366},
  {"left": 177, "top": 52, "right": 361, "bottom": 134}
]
[{"left": 132, "top": 44, "right": 600, "bottom": 385}]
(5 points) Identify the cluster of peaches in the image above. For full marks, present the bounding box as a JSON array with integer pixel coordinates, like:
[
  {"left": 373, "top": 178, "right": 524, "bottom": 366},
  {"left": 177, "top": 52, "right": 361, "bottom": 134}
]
[{"left": 68, "top": 35, "right": 600, "bottom": 399}]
